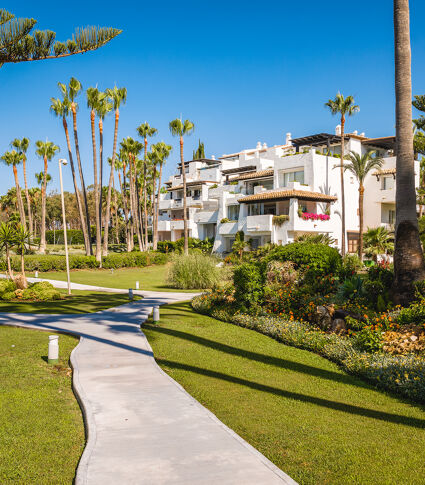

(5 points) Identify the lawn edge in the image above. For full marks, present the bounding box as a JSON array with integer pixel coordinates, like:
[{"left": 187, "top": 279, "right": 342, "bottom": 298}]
[{"left": 141, "top": 302, "right": 298, "bottom": 485}]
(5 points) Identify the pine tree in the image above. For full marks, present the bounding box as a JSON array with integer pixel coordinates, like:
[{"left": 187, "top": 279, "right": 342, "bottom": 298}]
[{"left": 192, "top": 139, "right": 205, "bottom": 160}]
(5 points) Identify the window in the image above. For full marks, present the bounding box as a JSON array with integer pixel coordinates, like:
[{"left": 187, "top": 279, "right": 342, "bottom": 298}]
[
  {"left": 227, "top": 205, "right": 239, "bottom": 220},
  {"left": 388, "top": 210, "right": 395, "bottom": 224},
  {"left": 248, "top": 204, "right": 261, "bottom": 216},
  {"left": 347, "top": 232, "right": 359, "bottom": 254},
  {"left": 382, "top": 176, "right": 394, "bottom": 190},
  {"left": 280, "top": 170, "right": 304, "bottom": 187}
]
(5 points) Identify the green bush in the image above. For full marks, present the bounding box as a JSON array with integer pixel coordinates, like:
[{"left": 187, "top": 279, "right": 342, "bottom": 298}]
[
  {"left": 45, "top": 229, "right": 85, "bottom": 245},
  {"left": 353, "top": 327, "right": 384, "bottom": 353},
  {"left": 21, "top": 282, "right": 61, "bottom": 301},
  {"left": 0, "top": 279, "right": 16, "bottom": 299},
  {"left": 233, "top": 262, "right": 264, "bottom": 310},
  {"left": 340, "top": 254, "right": 363, "bottom": 279},
  {"left": 167, "top": 254, "right": 222, "bottom": 289},
  {"left": 157, "top": 238, "right": 213, "bottom": 254},
  {"left": 397, "top": 298, "right": 425, "bottom": 326},
  {"left": 264, "top": 242, "right": 342, "bottom": 277},
  {"left": 192, "top": 295, "right": 425, "bottom": 403}
]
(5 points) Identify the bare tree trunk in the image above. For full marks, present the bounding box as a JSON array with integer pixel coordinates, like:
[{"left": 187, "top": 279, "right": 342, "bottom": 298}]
[
  {"left": 340, "top": 117, "right": 346, "bottom": 257},
  {"left": 99, "top": 118, "right": 104, "bottom": 262},
  {"left": 393, "top": 0, "right": 425, "bottom": 304},
  {"left": 91, "top": 109, "right": 101, "bottom": 262},
  {"left": 40, "top": 156, "right": 48, "bottom": 254},
  {"left": 122, "top": 165, "right": 132, "bottom": 251},
  {"left": 71, "top": 103, "right": 92, "bottom": 255},
  {"left": 143, "top": 139, "right": 149, "bottom": 248},
  {"left": 13, "top": 165, "right": 26, "bottom": 228},
  {"left": 62, "top": 117, "right": 90, "bottom": 253},
  {"left": 358, "top": 185, "right": 364, "bottom": 261},
  {"left": 154, "top": 163, "right": 163, "bottom": 250},
  {"left": 180, "top": 136, "right": 189, "bottom": 255}
]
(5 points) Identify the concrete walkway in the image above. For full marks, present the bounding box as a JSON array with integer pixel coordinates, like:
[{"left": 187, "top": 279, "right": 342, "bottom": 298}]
[{"left": 0, "top": 290, "right": 296, "bottom": 484}]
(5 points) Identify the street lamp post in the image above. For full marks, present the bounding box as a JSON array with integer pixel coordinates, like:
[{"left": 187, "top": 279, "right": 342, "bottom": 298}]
[{"left": 59, "top": 159, "right": 71, "bottom": 295}]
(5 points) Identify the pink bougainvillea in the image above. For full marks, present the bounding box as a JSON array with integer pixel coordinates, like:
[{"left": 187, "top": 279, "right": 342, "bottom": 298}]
[{"left": 301, "top": 212, "right": 330, "bottom": 221}]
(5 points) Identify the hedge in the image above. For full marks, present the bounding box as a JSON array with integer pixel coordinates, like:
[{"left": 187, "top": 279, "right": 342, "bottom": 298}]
[
  {"left": 192, "top": 295, "right": 425, "bottom": 403},
  {"left": 0, "top": 251, "right": 168, "bottom": 272}
]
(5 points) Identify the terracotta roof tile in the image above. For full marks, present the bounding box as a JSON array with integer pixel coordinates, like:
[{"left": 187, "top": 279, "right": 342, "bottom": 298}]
[
  {"left": 373, "top": 168, "right": 396, "bottom": 176},
  {"left": 238, "top": 189, "right": 337, "bottom": 203},
  {"left": 233, "top": 169, "right": 274, "bottom": 181}
]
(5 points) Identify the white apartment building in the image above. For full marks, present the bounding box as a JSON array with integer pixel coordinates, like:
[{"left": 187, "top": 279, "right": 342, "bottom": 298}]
[{"left": 157, "top": 127, "right": 420, "bottom": 254}]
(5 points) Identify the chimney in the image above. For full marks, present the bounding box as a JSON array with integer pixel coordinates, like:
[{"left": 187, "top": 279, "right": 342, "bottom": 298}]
[
  {"left": 360, "top": 132, "right": 365, "bottom": 137},
  {"left": 262, "top": 142, "right": 267, "bottom": 149},
  {"left": 286, "top": 132, "right": 292, "bottom": 145},
  {"left": 256, "top": 141, "right": 262, "bottom": 150},
  {"left": 335, "top": 124, "right": 341, "bottom": 136},
  {"left": 352, "top": 130, "right": 358, "bottom": 135},
  {"left": 211, "top": 155, "right": 215, "bottom": 160}
]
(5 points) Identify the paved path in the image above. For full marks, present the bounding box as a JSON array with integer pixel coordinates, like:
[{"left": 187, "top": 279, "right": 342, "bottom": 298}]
[{"left": 0, "top": 290, "right": 295, "bottom": 484}]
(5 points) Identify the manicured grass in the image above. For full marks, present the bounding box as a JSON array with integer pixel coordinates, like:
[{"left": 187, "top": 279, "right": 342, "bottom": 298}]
[
  {"left": 144, "top": 302, "right": 425, "bottom": 485},
  {"left": 0, "top": 326, "right": 84, "bottom": 484},
  {"left": 28, "top": 265, "right": 199, "bottom": 292},
  {"left": 0, "top": 290, "right": 141, "bottom": 314}
]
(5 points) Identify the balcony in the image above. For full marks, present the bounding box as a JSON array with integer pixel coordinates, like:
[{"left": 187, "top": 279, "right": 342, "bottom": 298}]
[
  {"left": 194, "top": 211, "right": 218, "bottom": 224},
  {"left": 289, "top": 213, "right": 333, "bottom": 233},
  {"left": 219, "top": 221, "right": 239, "bottom": 235},
  {"left": 157, "top": 220, "right": 171, "bottom": 231},
  {"left": 246, "top": 214, "right": 274, "bottom": 233}
]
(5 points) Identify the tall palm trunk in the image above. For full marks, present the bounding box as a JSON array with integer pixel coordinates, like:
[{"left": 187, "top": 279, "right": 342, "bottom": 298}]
[
  {"left": 12, "top": 165, "right": 26, "bottom": 227},
  {"left": 22, "top": 155, "right": 32, "bottom": 233},
  {"left": 71, "top": 102, "right": 92, "bottom": 254},
  {"left": 122, "top": 164, "right": 132, "bottom": 251},
  {"left": 143, "top": 139, "right": 149, "bottom": 248},
  {"left": 130, "top": 156, "right": 143, "bottom": 251},
  {"left": 135, "top": 175, "right": 145, "bottom": 250},
  {"left": 113, "top": 178, "right": 120, "bottom": 244},
  {"left": 340, "top": 117, "right": 346, "bottom": 257},
  {"left": 151, "top": 165, "right": 157, "bottom": 250},
  {"left": 358, "top": 185, "right": 364, "bottom": 260},
  {"left": 62, "top": 116, "right": 90, "bottom": 253},
  {"left": 90, "top": 109, "right": 101, "bottom": 262},
  {"left": 40, "top": 156, "right": 48, "bottom": 253},
  {"left": 153, "top": 162, "right": 163, "bottom": 250},
  {"left": 6, "top": 245, "right": 13, "bottom": 279},
  {"left": 393, "top": 0, "right": 425, "bottom": 304},
  {"left": 99, "top": 118, "right": 104, "bottom": 261},
  {"left": 103, "top": 109, "right": 120, "bottom": 256},
  {"left": 180, "top": 136, "right": 189, "bottom": 255}
]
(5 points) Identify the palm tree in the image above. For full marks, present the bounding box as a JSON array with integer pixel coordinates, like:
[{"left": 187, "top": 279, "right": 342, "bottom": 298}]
[
  {"left": 151, "top": 142, "right": 172, "bottom": 249},
  {"left": 50, "top": 95, "right": 90, "bottom": 254},
  {"left": 59, "top": 78, "right": 92, "bottom": 253},
  {"left": 104, "top": 86, "right": 127, "bottom": 255},
  {"left": 137, "top": 122, "right": 157, "bottom": 248},
  {"left": 393, "top": 0, "right": 425, "bottom": 304},
  {"left": 35, "top": 140, "right": 59, "bottom": 253},
  {"left": 1, "top": 150, "right": 26, "bottom": 227},
  {"left": 169, "top": 118, "right": 195, "bottom": 255},
  {"left": 0, "top": 9, "right": 121, "bottom": 67},
  {"left": 344, "top": 150, "right": 384, "bottom": 260},
  {"left": 114, "top": 152, "right": 130, "bottom": 250},
  {"left": 325, "top": 93, "right": 359, "bottom": 256},
  {"left": 232, "top": 231, "right": 249, "bottom": 261},
  {"left": 364, "top": 227, "right": 394, "bottom": 262},
  {"left": 0, "top": 222, "right": 17, "bottom": 279},
  {"left": 86, "top": 87, "right": 104, "bottom": 262},
  {"left": 11, "top": 138, "right": 32, "bottom": 232},
  {"left": 15, "top": 224, "right": 31, "bottom": 285},
  {"left": 95, "top": 93, "right": 113, "bottom": 259}
]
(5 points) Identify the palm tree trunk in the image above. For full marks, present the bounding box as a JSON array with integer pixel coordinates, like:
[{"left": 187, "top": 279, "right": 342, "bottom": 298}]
[
  {"left": 71, "top": 103, "right": 92, "bottom": 255},
  {"left": 154, "top": 163, "right": 163, "bottom": 250},
  {"left": 20, "top": 253, "right": 26, "bottom": 281},
  {"left": 22, "top": 155, "right": 33, "bottom": 233},
  {"left": 393, "top": 0, "right": 425, "bottom": 304},
  {"left": 40, "top": 156, "right": 48, "bottom": 254},
  {"left": 112, "top": 177, "right": 120, "bottom": 244},
  {"left": 151, "top": 166, "right": 157, "bottom": 250},
  {"left": 180, "top": 136, "right": 189, "bottom": 255},
  {"left": 358, "top": 185, "right": 364, "bottom": 261},
  {"left": 62, "top": 116, "right": 90, "bottom": 254},
  {"left": 99, "top": 118, "right": 104, "bottom": 262},
  {"left": 143, "top": 139, "right": 149, "bottom": 248},
  {"left": 91, "top": 110, "right": 101, "bottom": 263},
  {"left": 340, "top": 117, "right": 346, "bottom": 257},
  {"left": 135, "top": 175, "right": 145, "bottom": 251},
  {"left": 122, "top": 165, "right": 132, "bottom": 251},
  {"left": 130, "top": 156, "right": 143, "bottom": 251},
  {"left": 6, "top": 246, "right": 13, "bottom": 280},
  {"left": 103, "top": 109, "right": 120, "bottom": 256},
  {"left": 12, "top": 165, "right": 26, "bottom": 228}
]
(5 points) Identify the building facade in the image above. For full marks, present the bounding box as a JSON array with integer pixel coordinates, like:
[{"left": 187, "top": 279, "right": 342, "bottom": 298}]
[{"left": 157, "top": 127, "right": 420, "bottom": 254}]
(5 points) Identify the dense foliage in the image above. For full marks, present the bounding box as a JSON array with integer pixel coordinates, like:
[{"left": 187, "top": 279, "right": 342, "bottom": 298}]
[
  {"left": 166, "top": 254, "right": 224, "bottom": 289},
  {"left": 157, "top": 237, "right": 214, "bottom": 254},
  {"left": 0, "top": 280, "right": 61, "bottom": 301}
]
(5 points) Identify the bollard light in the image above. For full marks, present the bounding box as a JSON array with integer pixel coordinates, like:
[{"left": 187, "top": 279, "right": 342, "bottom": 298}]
[
  {"left": 135, "top": 281, "right": 139, "bottom": 290},
  {"left": 153, "top": 305, "right": 160, "bottom": 323},
  {"left": 35, "top": 270, "right": 38, "bottom": 279},
  {"left": 48, "top": 335, "right": 59, "bottom": 364},
  {"left": 128, "top": 288, "right": 133, "bottom": 301}
]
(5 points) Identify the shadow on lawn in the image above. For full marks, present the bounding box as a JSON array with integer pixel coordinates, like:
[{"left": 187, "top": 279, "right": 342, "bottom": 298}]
[
  {"left": 144, "top": 323, "right": 370, "bottom": 389},
  {"left": 156, "top": 358, "right": 425, "bottom": 429}
]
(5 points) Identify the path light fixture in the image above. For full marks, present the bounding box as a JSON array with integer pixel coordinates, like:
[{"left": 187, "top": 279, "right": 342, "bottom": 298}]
[
  {"left": 129, "top": 288, "right": 133, "bottom": 301},
  {"left": 136, "top": 281, "right": 139, "bottom": 290},
  {"left": 59, "top": 158, "right": 71, "bottom": 296},
  {"left": 153, "top": 306, "right": 160, "bottom": 323},
  {"left": 48, "top": 335, "right": 59, "bottom": 364}
]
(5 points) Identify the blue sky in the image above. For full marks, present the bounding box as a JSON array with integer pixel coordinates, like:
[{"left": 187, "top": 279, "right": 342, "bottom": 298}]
[{"left": 2, "top": 1, "right": 425, "bottom": 194}]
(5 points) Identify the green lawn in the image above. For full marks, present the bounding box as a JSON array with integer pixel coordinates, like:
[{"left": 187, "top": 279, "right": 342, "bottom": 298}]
[
  {"left": 0, "top": 290, "right": 141, "bottom": 313},
  {"left": 144, "top": 302, "right": 425, "bottom": 485},
  {"left": 0, "top": 327, "right": 84, "bottom": 484},
  {"left": 28, "top": 265, "right": 199, "bottom": 293}
]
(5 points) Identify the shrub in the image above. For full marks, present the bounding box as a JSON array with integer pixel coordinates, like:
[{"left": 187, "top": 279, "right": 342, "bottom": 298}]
[
  {"left": 45, "top": 229, "right": 85, "bottom": 245},
  {"left": 397, "top": 298, "right": 425, "bottom": 326},
  {"left": 272, "top": 215, "right": 289, "bottom": 226},
  {"left": 0, "top": 279, "right": 16, "bottom": 299},
  {"left": 192, "top": 295, "right": 425, "bottom": 403},
  {"left": 353, "top": 326, "right": 384, "bottom": 353},
  {"left": 21, "top": 282, "right": 61, "bottom": 301},
  {"left": 367, "top": 264, "right": 394, "bottom": 289},
  {"left": 336, "top": 276, "right": 366, "bottom": 302},
  {"left": 340, "top": 254, "right": 363, "bottom": 279},
  {"left": 167, "top": 254, "right": 223, "bottom": 289},
  {"left": 233, "top": 262, "right": 264, "bottom": 310},
  {"left": 264, "top": 242, "right": 342, "bottom": 277}
]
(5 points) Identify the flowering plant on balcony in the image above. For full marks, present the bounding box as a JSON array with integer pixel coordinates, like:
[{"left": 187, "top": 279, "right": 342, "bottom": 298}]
[{"left": 301, "top": 212, "right": 330, "bottom": 221}]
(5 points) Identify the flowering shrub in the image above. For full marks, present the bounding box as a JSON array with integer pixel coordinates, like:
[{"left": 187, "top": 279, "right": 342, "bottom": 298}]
[
  {"left": 301, "top": 213, "right": 330, "bottom": 221},
  {"left": 192, "top": 294, "right": 425, "bottom": 402}
]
